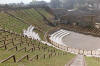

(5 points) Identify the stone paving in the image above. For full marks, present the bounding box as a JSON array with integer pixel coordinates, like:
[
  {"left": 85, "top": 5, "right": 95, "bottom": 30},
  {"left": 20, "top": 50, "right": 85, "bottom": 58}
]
[{"left": 65, "top": 55, "right": 85, "bottom": 66}]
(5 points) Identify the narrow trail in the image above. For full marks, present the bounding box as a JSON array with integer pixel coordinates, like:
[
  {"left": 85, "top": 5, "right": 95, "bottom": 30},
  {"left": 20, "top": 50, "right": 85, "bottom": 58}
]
[{"left": 65, "top": 55, "right": 86, "bottom": 66}]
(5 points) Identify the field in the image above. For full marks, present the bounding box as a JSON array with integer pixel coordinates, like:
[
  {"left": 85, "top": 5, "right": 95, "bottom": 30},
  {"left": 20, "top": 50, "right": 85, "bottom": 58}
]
[
  {"left": 0, "top": 28, "right": 75, "bottom": 66},
  {"left": 0, "top": 8, "right": 54, "bottom": 40}
]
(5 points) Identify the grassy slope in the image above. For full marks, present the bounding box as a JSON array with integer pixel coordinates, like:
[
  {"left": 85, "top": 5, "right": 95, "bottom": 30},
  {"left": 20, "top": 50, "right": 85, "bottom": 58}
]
[
  {"left": 0, "top": 53, "right": 75, "bottom": 66},
  {"left": 0, "top": 8, "right": 75, "bottom": 66},
  {"left": 0, "top": 30, "right": 75, "bottom": 66},
  {"left": 7, "top": 8, "right": 53, "bottom": 32},
  {"left": 27, "top": 53, "right": 74, "bottom": 66},
  {"left": 0, "top": 12, "right": 28, "bottom": 33},
  {"left": 6, "top": 8, "right": 54, "bottom": 40},
  {"left": 85, "top": 57, "right": 100, "bottom": 66},
  {"left": 0, "top": 8, "right": 53, "bottom": 40},
  {"left": 38, "top": 8, "right": 53, "bottom": 20}
]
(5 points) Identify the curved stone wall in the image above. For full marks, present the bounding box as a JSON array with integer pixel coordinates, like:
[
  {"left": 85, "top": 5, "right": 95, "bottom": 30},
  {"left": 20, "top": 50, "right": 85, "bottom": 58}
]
[{"left": 48, "top": 29, "right": 100, "bottom": 57}]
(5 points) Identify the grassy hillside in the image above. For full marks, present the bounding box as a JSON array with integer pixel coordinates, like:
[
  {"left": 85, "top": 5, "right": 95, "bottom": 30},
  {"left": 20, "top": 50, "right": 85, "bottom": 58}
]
[
  {"left": 7, "top": 8, "right": 53, "bottom": 32},
  {"left": 0, "top": 29, "right": 75, "bottom": 66},
  {"left": 0, "top": 7, "right": 75, "bottom": 66},
  {"left": 0, "top": 12, "right": 28, "bottom": 33},
  {"left": 0, "top": 8, "right": 54, "bottom": 40}
]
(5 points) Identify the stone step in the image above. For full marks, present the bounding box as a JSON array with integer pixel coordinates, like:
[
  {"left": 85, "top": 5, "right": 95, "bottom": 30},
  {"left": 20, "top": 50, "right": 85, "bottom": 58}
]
[{"left": 66, "top": 55, "right": 85, "bottom": 66}]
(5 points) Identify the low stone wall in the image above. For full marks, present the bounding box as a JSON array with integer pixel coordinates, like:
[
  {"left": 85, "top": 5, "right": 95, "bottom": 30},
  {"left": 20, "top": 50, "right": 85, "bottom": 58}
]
[
  {"left": 47, "top": 28, "right": 100, "bottom": 57},
  {"left": 49, "top": 39, "right": 100, "bottom": 57}
]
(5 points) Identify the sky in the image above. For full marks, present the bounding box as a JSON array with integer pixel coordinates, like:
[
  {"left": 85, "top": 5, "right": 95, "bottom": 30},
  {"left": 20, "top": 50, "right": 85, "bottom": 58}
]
[{"left": 0, "top": 0, "right": 50, "bottom": 4}]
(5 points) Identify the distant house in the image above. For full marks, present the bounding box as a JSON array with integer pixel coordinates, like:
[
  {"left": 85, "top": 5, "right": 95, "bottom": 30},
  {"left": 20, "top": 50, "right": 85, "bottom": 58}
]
[{"left": 60, "top": 10, "right": 98, "bottom": 28}]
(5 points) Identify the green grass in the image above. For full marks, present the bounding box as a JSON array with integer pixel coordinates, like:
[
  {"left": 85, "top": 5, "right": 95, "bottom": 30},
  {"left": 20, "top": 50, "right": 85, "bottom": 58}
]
[
  {"left": 38, "top": 8, "right": 53, "bottom": 20},
  {"left": 34, "top": 29, "right": 44, "bottom": 40},
  {"left": 0, "top": 8, "right": 54, "bottom": 40},
  {"left": 0, "top": 8, "right": 75, "bottom": 66},
  {"left": 85, "top": 56, "right": 100, "bottom": 66},
  {"left": 4, "top": 8, "right": 54, "bottom": 40},
  {"left": 0, "top": 53, "right": 75, "bottom": 66},
  {"left": 0, "top": 30, "right": 75, "bottom": 66},
  {"left": 7, "top": 8, "right": 53, "bottom": 32},
  {"left": 0, "top": 12, "right": 28, "bottom": 34},
  {"left": 27, "top": 53, "right": 75, "bottom": 66}
]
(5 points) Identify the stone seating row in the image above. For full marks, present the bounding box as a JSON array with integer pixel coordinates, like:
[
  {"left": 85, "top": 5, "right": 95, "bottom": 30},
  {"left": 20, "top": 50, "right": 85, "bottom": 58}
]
[
  {"left": 50, "top": 29, "right": 70, "bottom": 45},
  {"left": 49, "top": 29, "right": 100, "bottom": 57}
]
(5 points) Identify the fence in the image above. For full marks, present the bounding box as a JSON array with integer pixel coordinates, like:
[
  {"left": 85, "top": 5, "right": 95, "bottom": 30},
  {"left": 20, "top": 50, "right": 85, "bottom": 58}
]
[
  {"left": 48, "top": 35, "right": 100, "bottom": 57},
  {"left": 0, "top": 28, "right": 67, "bottom": 63}
]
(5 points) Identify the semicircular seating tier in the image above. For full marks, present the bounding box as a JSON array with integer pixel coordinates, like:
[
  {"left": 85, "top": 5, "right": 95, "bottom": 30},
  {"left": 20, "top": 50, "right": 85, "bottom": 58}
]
[{"left": 49, "top": 29, "right": 70, "bottom": 45}]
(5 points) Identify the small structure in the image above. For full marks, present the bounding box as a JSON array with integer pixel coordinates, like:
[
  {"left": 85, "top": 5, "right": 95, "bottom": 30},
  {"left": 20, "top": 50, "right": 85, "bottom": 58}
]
[{"left": 95, "top": 23, "right": 100, "bottom": 29}]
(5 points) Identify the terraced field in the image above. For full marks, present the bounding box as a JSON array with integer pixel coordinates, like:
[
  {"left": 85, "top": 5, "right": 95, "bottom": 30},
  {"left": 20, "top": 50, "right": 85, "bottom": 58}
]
[
  {"left": 0, "top": 8, "right": 53, "bottom": 40},
  {"left": 0, "top": 8, "right": 54, "bottom": 40},
  {"left": 1, "top": 7, "right": 99, "bottom": 66},
  {"left": 0, "top": 7, "right": 75, "bottom": 66},
  {"left": 0, "top": 12, "right": 28, "bottom": 33},
  {"left": 0, "top": 28, "right": 75, "bottom": 66},
  {"left": 7, "top": 8, "right": 53, "bottom": 32}
]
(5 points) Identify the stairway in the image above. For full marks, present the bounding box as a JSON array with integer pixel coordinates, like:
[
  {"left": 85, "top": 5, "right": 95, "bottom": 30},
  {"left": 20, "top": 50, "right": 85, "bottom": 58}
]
[{"left": 65, "top": 55, "right": 86, "bottom": 66}]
